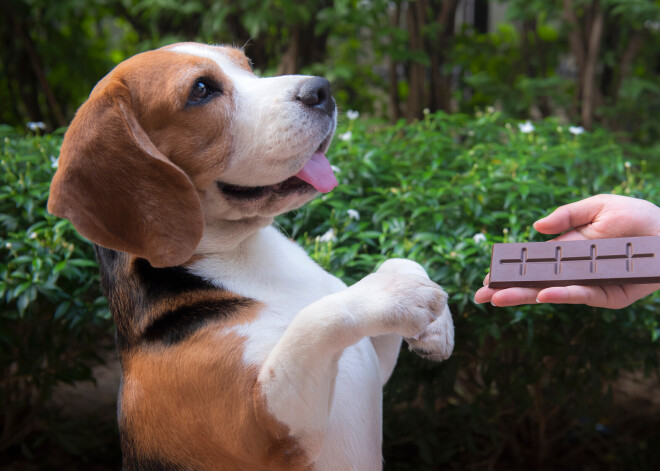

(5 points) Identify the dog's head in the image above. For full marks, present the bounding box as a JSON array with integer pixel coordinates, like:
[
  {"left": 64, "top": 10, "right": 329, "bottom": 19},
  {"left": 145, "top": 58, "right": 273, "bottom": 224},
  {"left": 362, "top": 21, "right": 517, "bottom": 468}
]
[{"left": 48, "top": 43, "right": 337, "bottom": 268}]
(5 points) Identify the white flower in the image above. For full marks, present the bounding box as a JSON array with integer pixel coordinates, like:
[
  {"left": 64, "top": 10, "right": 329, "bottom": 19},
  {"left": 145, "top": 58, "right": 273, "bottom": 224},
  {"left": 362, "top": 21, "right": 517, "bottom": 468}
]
[
  {"left": 518, "top": 121, "right": 535, "bottom": 133},
  {"left": 472, "top": 233, "right": 487, "bottom": 244},
  {"left": 569, "top": 126, "right": 585, "bottom": 135},
  {"left": 27, "top": 121, "right": 46, "bottom": 131},
  {"left": 624, "top": 161, "right": 631, "bottom": 169},
  {"left": 346, "top": 110, "right": 360, "bottom": 120},
  {"left": 645, "top": 20, "right": 660, "bottom": 31},
  {"left": 347, "top": 209, "right": 360, "bottom": 221},
  {"left": 5, "top": 242, "right": 11, "bottom": 249},
  {"left": 331, "top": 165, "right": 341, "bottom": 173},
  {"left": 339, "top": 131, "right": 352, "bottom": 141},
  {"left": 318, "top": 228, "right": 337, "bottom": 243},
  {"left": 50, "top": 156, "right": 59, "bottom": 168},
  {"left": 423, "top": 108, "right": 430, "bottom": 115},
  {"left": 486, "top": 106, "right": 495, "bottom": 114},
  {"left": 29, "top": 232, "right": 38, "bottom": 240}
]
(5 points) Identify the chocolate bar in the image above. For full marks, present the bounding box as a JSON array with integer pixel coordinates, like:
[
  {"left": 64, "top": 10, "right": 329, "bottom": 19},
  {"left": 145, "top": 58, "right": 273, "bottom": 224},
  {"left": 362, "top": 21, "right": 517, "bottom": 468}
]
[{"left": 488, "top": 236, "right": 660, "bottom": 289}]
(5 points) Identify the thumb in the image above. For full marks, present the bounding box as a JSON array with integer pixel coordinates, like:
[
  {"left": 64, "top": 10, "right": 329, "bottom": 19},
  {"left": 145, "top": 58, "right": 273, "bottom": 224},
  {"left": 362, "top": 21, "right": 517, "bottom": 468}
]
[{"left": 533, "top": 196, "right": 606, "bottom": 235}]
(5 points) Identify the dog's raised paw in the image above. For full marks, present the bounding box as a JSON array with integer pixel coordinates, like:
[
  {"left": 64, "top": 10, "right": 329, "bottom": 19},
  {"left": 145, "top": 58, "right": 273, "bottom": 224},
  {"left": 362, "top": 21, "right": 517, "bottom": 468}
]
[
  {"left": 406, "top": 304, "right": 454, "bottom": 362},
  {"left": 377, "top": 258, "right": 430, "bottom": 279}
]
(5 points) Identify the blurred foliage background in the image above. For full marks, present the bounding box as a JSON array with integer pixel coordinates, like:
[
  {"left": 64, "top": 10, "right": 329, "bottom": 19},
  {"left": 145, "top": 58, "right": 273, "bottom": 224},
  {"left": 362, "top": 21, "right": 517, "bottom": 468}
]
[
  {"left": 1, "top": 0, "right": 660, "bottom": 469},
  {"left": 3, "top": 0, "right": 660, "bottom": 140}
]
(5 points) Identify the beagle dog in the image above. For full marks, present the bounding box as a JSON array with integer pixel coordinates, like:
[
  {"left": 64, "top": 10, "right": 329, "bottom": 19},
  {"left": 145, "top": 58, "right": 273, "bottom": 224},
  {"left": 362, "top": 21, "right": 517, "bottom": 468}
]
[{"left": 48, "top": 43, "right": 454, "bottom": 470}]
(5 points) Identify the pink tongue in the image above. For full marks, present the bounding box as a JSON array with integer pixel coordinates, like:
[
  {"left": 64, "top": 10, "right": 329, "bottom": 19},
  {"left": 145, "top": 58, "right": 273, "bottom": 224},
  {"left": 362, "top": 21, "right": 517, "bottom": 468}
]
[{"left": 295, "top": 152, "right": 338, "bottom": 193}]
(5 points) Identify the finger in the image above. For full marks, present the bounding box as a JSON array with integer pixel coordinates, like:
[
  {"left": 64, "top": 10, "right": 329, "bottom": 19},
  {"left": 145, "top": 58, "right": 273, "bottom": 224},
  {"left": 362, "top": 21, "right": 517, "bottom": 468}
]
[
  {"left": 490, "top": 287, "right": 542, "bottom": 306},
  {"left": 474, "top": 285, "right": 495, "bottom": 304},
  {"left": 475, "top": 276, "right": 543, "bottom": 306},
  {"left": 545, "top": 230, "right": 591, "bottom": 243},
  {"left": 533, "top": 195, "right": 606, "bottom": 235},
  {"left": 536, "top": 285, "right": 608, "bottom": 307},
  {"left": 537, "top": 283, "right": 660, "bottom": 309}
]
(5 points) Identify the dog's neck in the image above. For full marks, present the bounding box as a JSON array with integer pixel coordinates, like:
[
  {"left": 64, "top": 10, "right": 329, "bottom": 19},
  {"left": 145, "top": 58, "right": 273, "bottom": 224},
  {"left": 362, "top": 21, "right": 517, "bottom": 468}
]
[
  {"left": 194, "top": 215, "right": 276, "bottom": 256},
  {"left": 187, "top": 221, "right": 345, "bottom": 311}
]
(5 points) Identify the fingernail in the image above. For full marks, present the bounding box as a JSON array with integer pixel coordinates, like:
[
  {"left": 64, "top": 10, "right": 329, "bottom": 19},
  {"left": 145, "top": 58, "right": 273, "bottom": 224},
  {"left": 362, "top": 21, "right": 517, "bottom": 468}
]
[
  {"left": 535, "top": 297, "right": 541, "bottom": 303},
  {"left": 490, "top": 301, "right": 497, "bottom": 307}
]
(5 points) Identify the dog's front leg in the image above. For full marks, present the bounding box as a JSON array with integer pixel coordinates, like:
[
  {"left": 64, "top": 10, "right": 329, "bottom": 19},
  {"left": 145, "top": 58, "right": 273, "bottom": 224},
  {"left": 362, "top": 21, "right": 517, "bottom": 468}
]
[
  {"left": 370, "top": 333, "right": 403, "bottom": 384},
  {"left": 368, "top": 259, "right": 454, "bottom": 384},
  {"left": 257, "top": 259, "right": 452, "bottom": 458}
]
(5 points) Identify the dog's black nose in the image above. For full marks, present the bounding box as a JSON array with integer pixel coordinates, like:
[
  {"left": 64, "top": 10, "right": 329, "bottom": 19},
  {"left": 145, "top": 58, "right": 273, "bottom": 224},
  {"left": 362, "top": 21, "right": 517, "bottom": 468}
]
[{"left": 296, "top": 77, "right": 335, "bottom": 116}]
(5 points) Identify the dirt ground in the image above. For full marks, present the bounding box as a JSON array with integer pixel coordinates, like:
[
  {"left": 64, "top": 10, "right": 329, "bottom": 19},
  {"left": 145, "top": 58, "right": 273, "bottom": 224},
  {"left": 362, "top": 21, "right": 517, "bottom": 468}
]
[
  {"left": 51, "top": 354, "right": 122, "bottom": 421},
  {"left": 1, "top": 354, "right": 122, "bottom": 471},
  {"left": 612, "top": 369, "right": 660, "bottom": 414},
  {"left": 52, "top": 356, "right": 660, "bottom": 421}
]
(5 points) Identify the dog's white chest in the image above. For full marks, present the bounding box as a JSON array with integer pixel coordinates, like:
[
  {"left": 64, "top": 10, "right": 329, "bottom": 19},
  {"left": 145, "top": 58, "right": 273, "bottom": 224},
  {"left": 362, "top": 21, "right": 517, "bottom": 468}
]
[
  {"left": 190, "top": 225, "right": 345, "bottom": 311},
  {"left": 189, "top": 225, "right": 386, "bottom": 469}
]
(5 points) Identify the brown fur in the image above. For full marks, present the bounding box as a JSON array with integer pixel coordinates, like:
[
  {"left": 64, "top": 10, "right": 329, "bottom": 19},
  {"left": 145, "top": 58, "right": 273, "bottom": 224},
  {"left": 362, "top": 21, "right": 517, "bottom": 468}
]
[{"left": 121, "top": 329, "right": 311, "bottom": 470}]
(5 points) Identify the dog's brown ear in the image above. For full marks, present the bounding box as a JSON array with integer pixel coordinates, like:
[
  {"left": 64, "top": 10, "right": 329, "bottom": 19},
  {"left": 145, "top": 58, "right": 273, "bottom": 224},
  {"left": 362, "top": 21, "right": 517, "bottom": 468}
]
[{"left": 48, "top": 80, "right": 204, "bottom": 268}]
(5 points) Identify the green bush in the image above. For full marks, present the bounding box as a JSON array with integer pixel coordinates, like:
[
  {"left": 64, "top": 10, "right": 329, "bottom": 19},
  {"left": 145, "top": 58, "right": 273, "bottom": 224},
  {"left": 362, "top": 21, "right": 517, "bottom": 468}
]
[
  {"left": 2, "top": 112, "right": 659, "bottom": 468},
  {"left": 0, "top": 125, "right": 112, "bottom": 456}
]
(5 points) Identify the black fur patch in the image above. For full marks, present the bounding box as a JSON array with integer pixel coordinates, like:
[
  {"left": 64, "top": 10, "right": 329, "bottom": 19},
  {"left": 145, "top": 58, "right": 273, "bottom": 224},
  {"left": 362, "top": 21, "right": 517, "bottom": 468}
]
[
  {"left": 94, "top": 245, "right": 254, "bottom": 350},
  {"left": 132, "top": 257, "right": 218, "bottom": 298},
  {"left": 94, "top": 245, "right": 218, "bottom": 304},
  {"left": 142, "top": 298, "right": 254, "bottom": 346}
]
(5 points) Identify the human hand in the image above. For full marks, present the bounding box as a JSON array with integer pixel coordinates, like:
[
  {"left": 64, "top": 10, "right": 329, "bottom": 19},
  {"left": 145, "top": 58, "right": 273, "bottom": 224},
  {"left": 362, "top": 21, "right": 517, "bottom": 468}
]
[{"left": 474, "top": 194, "right": 660, "bottom": 309}]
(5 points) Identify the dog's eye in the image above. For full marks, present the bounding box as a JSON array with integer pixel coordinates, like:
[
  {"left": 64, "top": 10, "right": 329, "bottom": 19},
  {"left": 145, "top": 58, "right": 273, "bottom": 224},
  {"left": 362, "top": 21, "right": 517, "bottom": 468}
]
[{"left": 187, "top": 79, "right": 220, "bottom": 106}]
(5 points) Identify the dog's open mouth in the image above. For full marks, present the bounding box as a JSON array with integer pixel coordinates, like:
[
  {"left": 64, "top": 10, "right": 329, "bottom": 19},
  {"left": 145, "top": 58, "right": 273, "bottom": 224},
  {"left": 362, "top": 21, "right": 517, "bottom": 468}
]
[
  {"left": 217, "top": 138, "right": 337, "bottom": 201},
  {"left": 217, "top": 176, "right": 314, "bottom": 201}
]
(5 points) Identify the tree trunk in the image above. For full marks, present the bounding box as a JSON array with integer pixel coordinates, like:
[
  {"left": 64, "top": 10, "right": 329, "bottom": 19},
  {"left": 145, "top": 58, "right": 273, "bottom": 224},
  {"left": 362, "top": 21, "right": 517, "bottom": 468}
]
[
  {"left": 429, "top": 0, "right": 459, "bottom": 113},
  {"left": 581, "top": 3, "right": 603, "bottom": 129},
  {"left": 6, "top": 3, "right": 66, "bottom": 128},
  {"left": 277, "top": 25, "right": 300, "bottom": 76},
  {"left": 614, "top": 30, "right": 644, "bottom": 102},
  {"left": 520, "top": 18, "right": 552, "bottom": 117},
  {"left": 387, "top": 3, "right": 402, "bottom": 121},
  {"left": 563, "top": 0, "right": 586, "bottom": 118},
  {"left": 563, "top": 0, "right": 604, "bottom": 129},
  {"left": 405, "top": 0, "right": 428, "bottom": 121}
]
